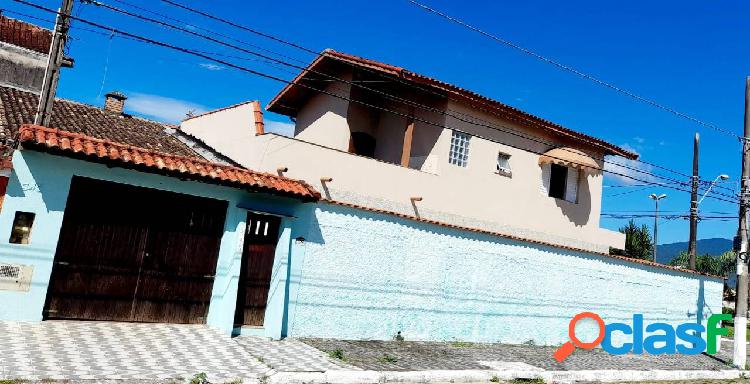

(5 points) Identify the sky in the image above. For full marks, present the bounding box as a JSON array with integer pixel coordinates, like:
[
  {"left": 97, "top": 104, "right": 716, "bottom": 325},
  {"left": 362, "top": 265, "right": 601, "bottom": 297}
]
[{"left": 4, "top": 0, "right": 749, "bottom": 245}]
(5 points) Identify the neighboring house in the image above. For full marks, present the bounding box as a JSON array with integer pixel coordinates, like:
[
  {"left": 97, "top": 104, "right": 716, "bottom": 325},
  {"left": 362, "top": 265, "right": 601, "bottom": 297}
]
[
  {"left": 182, "top": 50, "right": 636, "bottom": 254},
  {"left": 179, "top": 50, "right": 722, "bottom": 344},
  {"left": 0, "top": 85, "right": 319, "bottom": 338},
  {"left": 0, "top": 15, "right": 73, "bottom": 92}
]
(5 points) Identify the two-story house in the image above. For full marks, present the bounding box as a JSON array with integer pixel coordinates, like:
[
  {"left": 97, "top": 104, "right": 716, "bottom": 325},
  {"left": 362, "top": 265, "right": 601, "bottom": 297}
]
[
  {"left": 183, "top": 49, "right": 636, "bottom": 254},
  {"left": 180, "top": 50, "right": 721, "bottom": 344}
]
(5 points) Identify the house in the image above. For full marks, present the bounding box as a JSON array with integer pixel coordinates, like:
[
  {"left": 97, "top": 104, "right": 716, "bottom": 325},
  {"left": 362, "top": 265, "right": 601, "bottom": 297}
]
[
  {"left": 0, "top": 85, "right": 319, "bottom": 338},
  {"left": 0, "top": 22, "right": 723, "bottom": 344},
  {"left": 181, "top": 50, "right": 637, "bottom": 254},
  {"left": 0, "top": 15, "right": 73, "bottom": 92},
  {"left": 180, "top": 50, "right": 722, "bottom": 344}
]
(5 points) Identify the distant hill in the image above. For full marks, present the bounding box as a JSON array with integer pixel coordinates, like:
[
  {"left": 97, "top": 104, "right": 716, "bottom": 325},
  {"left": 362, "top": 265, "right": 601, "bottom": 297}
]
[{"left": 656, "top": 238, "right": 733, "bottom": 265}]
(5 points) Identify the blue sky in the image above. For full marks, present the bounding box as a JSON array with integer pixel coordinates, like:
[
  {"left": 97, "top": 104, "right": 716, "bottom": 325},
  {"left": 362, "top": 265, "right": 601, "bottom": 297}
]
[{"left": 5, "top": 0, "right": 748, "bottom": 245}]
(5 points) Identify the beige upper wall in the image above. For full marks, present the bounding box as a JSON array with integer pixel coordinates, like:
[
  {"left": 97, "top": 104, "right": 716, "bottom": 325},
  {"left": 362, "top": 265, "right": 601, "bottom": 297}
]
[{"left": 180, "top": 92, "right": 623, "bottom": 252}]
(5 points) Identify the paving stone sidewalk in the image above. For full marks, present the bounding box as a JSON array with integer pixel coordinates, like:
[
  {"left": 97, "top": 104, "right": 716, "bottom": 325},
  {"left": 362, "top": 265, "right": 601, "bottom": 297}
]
[
  {"left": 0, "top": 321, "right": 272, "bottom": 382},
  {"left": 233, "top": 335, "right": 357, "bottom": 372},
  {"left": 301, "top": 338, "right": 735, "bottom": 372}
]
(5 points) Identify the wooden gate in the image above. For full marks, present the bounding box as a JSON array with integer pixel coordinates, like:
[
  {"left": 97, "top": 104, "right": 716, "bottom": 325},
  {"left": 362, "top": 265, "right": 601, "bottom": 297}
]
[
  {"left": 234, "top": 212, "right": 281, "bottom": 327},
  {"left": 44, "top": 176, "right": 228, "bottom": 323}
]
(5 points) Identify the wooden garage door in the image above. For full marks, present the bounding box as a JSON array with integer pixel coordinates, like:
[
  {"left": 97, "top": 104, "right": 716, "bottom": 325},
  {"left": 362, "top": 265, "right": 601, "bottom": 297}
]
[{"left": 44, "top": 176, "right": 228, "bottom": 323}]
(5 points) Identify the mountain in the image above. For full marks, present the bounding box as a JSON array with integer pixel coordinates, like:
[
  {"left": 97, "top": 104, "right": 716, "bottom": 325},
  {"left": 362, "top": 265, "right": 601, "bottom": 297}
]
[{"left": 656, "top": 238, "right": 733, "bottom": 265}]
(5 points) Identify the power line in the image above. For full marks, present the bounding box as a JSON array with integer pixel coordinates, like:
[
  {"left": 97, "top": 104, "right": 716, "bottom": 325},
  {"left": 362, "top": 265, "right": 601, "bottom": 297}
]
[
  {"left": 107, "top": 0, "right": 309, "bottom": 65},
  {"left": 406, "top": 0, "right": 742, "bottom": 140},
  {"left": 85, "top": 0, "right": 741, "bottom": 202},
  {"left": 151, "top": 0, "right": 740, "bottom": 201},
  {"left": 12, "top": 0, "right": 740, "bottom": 206}
]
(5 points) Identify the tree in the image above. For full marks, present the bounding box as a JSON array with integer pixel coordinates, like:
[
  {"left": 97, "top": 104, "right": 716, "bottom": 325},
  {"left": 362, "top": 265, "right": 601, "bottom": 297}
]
[
  {"left": 669, "top": 250, "right": 735, "bottom": 278},
  {"left": 610, "top": 220, "right": 654, "bottom": 261}
]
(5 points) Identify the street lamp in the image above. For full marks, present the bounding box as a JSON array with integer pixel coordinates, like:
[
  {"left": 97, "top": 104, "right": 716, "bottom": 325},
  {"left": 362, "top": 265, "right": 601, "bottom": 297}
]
[{"left": 649, "top": 193, "right": 668, "bottom": 262}]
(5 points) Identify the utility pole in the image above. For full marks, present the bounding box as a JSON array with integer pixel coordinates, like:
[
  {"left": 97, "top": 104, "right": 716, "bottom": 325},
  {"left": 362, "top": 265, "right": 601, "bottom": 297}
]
[
  {"left": 34, "top": 0, "right": 75, "bottom": 126},
  {"left": 734, "top": 76, "right": 750, "bottom": 369},
  {"left": 688, "top": 133, "right": 700, "bottom": 270}
]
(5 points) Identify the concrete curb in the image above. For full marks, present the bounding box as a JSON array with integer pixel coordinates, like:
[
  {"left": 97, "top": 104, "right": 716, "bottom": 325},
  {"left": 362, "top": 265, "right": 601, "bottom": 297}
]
[{"left": 268, "top": 368, "right": 747, "bottom": 384}]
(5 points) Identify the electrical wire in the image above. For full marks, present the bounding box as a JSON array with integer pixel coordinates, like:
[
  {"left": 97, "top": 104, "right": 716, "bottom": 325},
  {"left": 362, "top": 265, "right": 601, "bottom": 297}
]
[
  {"left": 79, "top": 0, "right": 740, "bottom": 202},
  {"left": 150, "top": 0, "right": 741, "bottom": 200},
  {"left": 10, "top": 0, "right": 741, "bottom": 206},
  {"left": 406, "top": 0, "right": 741, "bottom": 140}
]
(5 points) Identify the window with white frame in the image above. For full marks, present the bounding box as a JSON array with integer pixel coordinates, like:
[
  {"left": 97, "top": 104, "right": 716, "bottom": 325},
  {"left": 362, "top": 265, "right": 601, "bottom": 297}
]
[
  {"left": 496, "top": 152, "right": 511, "bottom": 175},
  {"left": 448, "top": 131, "right": 471, "bottom": 167}
]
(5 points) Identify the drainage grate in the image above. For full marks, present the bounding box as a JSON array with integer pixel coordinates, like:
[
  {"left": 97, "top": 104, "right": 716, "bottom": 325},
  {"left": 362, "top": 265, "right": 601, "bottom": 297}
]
[{"left": 0, "top": 264, "right": 21, "bottom": 280}]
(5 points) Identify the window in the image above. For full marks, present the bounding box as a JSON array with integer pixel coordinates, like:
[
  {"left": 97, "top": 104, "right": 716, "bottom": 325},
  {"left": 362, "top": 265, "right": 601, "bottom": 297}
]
[
  {"left": 448, "top": 131, "right": 471, "bottom": 167},
  {"left": 9, "top": 211, "right": 35, "bottom": 244},
  {"left": 542, "top": 163, "right": 579, "bottom": 203},
  {"left": 496, "top": 152, "right": 511, "bottom": 175},
  {"left": 548, "top": 164, "right": 568, "bottom": 200}
]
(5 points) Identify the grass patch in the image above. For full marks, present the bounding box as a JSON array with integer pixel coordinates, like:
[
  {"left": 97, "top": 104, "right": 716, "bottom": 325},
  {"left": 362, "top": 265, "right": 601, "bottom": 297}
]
[
  {"left": 489, "top": 375, "right": 501, "bottom": 383},
  {"left": 377, "top": 353, "right": 398, "bottom": 363},
  {"left": 327, "top": 348, "right": 346, "bottom": 361},
  {"left": 509, "top": 379, "right": 545, "bottom": 384},
  {"left": 450, "top": 341, "right": 476, "bottom": 348}
]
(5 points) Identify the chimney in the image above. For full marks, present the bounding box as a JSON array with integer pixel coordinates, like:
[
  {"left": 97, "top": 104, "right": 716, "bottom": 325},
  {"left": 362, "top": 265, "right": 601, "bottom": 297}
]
[{"left": 104, "top": 91, "right": 127, "bottom": 114}]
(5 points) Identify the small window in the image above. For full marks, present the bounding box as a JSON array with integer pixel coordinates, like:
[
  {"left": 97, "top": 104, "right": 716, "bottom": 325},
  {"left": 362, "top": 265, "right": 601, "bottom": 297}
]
[
  {"left": 9, "top": 211, "right": 35, "bottom": 244},
  {"left": 448, "top": 131, "right": 471, "bottom": 167},
  {"left": 496, "top": 152, "right": 511, "bottom": 175},
  {"left": 548, "top": 164, "right": 568, "bottom": 200}
]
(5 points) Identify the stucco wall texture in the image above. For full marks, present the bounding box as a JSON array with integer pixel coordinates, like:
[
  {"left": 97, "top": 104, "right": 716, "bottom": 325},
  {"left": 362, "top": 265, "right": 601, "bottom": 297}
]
[{"left": 287, "top": 204, "right": 723, "bottom": 345}]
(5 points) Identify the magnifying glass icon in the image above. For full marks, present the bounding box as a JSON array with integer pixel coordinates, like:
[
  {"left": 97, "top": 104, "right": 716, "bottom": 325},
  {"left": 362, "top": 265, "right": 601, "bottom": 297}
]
[{"left": 553, "top": 312, "right": 606, "bottom": 362}]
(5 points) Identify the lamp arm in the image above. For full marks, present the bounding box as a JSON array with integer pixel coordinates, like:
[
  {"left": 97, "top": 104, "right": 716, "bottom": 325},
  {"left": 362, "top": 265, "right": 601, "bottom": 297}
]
[{"left": 698, "top": 177, "right": 721, "bottom": 205}]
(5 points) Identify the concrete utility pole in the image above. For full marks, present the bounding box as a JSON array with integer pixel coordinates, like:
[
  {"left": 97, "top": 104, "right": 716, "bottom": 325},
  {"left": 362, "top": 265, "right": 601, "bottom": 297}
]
[
  {"left": 34, "top": 0, "right": 75, "bottom": 126},
  {"left": 734, "top": 76, "right": 750, "bottom": 369},
  {"left": 689, "top": 133, "right": 700, "bottom": 270},
  {"left": 649, "top": 193, "right": 667, "bottom": 262}
]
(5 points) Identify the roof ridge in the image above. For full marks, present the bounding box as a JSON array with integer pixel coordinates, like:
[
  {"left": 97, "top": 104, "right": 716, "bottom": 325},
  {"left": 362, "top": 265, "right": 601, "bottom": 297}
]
[
  {"left": 4, "top": 86, "right": 174, "bottom": 128},
  {"left": 181, "top": 100, "right": 258, "bottom": 122}
]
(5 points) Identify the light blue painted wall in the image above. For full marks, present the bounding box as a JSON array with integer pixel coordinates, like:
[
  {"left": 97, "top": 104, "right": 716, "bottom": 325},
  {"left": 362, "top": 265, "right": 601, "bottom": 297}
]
[
  {"left": 0, "top": 150, "right": 725, "bottom": 345},
  {"left": 0, "top": 149, "right": 302, "bottom": 336},
  {"left": 286, "top": 204, "right": 724, "bottom": 345}
]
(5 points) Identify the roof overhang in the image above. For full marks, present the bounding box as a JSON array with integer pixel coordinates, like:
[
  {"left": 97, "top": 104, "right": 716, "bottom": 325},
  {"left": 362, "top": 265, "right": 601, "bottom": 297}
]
[
  {"left": 17, "top": 124, "right": 320, "bottom": 201},
  {"left": 539, "top": 147, "right": 599, "bottom": 171},
  {"left": 267, "top": 49, "right": 638, "bottom": 160}
]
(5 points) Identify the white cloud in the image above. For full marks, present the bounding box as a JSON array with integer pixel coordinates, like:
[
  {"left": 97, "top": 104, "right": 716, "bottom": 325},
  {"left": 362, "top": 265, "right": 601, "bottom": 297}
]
[
  {"left": 633, "top": 136, "right": 645, "bottom": 144},
  {"left": 199, "top": 63, "right": 225, "bottom": 71},
  {"left": 603, "top": 144, "right": 659, "bottom": 185},
  {"left": 126, "top": 93, "right": 208, "bottom": 124},
  {"left": 264, "top": 119, "right": 295, "bottom": 136}
]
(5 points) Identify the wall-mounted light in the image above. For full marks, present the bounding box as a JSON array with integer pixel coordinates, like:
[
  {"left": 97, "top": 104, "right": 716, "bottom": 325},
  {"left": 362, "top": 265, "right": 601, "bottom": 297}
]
[
  {"left": 277, "top": 167, "right": 288, "bottom": 173},
  {"left": 410, "top": 197, "right": 423, "bottom": 202},
  {"left": 9, "top": 211, "right": 35, "bottom": 245},
  {"left": 320, "top": 177, "right": 333, "bottom": 183}
]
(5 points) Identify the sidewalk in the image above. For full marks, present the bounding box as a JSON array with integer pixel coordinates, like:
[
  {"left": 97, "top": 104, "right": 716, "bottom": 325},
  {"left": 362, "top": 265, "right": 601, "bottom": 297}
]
[{"left": 0, "top": 321, "right": 746, "bottom": 383}]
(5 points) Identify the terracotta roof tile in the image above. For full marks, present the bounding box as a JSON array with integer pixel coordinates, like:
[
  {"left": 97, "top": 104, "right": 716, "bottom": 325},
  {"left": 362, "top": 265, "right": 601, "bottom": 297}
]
[
  {"left": 0, "top": 86, "right": 202, "bottom": 158},
  {"left": 19, "top": 124, "right": 320, "bottom": 201}
]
